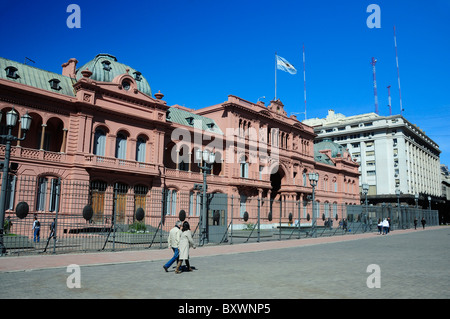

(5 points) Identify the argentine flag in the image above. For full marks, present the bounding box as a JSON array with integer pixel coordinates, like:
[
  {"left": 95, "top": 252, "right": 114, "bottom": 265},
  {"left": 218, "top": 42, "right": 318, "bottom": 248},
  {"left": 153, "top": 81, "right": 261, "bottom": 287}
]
[{"left": 276, "top": 55, "right": 297, "bottom": 74}]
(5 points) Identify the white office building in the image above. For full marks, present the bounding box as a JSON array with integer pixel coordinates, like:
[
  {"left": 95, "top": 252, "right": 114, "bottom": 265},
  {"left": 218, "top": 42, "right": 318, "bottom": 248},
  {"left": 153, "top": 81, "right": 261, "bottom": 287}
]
[{"left": 304, "top": 110, "right": 441, "bottom": 205}]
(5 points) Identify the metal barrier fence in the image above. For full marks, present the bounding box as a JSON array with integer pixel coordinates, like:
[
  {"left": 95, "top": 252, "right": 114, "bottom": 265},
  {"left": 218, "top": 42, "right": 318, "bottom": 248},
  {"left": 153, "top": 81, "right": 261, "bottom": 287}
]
[{"left": 1, "top": 177, "right": 439, "bottom": 256}]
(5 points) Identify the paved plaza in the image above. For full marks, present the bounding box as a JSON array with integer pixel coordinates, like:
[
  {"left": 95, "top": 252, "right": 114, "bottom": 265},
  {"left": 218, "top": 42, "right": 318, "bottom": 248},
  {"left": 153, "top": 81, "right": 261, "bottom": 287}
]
[{"left": 0, "top": 226, "right": 448, "bottom": 300}]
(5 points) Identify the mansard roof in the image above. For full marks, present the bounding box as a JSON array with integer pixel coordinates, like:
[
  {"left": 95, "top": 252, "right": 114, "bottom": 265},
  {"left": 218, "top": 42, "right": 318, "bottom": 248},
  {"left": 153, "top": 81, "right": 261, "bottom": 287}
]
[
  {"left": 167, "top": 106, "right": 223, "bottom": 135},
  {"left": 0, "top": 57, "right": 76, "bottom": 96}
]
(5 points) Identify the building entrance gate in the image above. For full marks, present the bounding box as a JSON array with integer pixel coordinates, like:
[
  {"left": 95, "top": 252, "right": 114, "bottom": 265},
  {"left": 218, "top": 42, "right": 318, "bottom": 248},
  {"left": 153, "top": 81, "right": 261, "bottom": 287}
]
[{"left": 206, "top": 193, "right": 227, "bottom": 243}]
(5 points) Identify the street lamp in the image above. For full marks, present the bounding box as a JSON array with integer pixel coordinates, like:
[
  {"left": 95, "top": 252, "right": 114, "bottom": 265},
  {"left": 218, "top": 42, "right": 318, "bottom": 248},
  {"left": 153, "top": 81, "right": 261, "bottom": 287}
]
[
  {"left": 362, "top": 183, "right": 369, "bottom": 231},
  {"left": 194, "top": 149, "right": 215, "bottom": 246},
  {"left": 395, "top": 188, "right": 401, "bottom": 229},
  {"left": 414, "top": 193, "right": 419, "bottom": 209},
  {"left": 428, "top": 196, "right": 431, "bottom": 211},
  {"left": 362, "top": 184, "right": 369, "bottom": 206},
  {"left": 308, "top": 172, "right": 319, "bottom": 237},
  {"left": 0, "top": 108, "right": 32, "bottom": 256}
]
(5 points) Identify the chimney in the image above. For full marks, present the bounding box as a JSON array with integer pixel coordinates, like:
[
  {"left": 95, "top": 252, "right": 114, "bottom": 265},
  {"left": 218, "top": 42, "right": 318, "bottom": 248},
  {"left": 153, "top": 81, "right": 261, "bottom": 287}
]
[{"left": 62, "top": 58, "right": 78, "bottom": 78}]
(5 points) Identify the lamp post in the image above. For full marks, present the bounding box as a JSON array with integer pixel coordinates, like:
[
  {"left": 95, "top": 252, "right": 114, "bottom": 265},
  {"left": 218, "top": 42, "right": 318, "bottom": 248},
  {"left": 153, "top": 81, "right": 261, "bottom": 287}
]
[
  {"left": 362, "top": 183, "right": 369, "bottom": 231},
  {"left": 308, "top": 172, "right": 319, "bottom": 237},
  {"left": 428, "top": 196, "right": 431, "bottom": 211},
  {"left": 194, "top": 149, "right": 215, "bottom": 246},
  {"left": 0, "top": 108, "right": 32, "bottom": 256},
  {"left": 395, "top": 188, "right": 401, "bottom": 228}
]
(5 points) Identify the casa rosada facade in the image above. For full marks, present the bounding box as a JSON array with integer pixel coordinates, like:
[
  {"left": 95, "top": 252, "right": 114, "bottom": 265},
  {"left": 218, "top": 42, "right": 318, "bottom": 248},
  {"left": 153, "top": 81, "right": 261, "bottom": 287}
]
[{"left": 0, "top": 54, "right": 359, "bottom": 227}]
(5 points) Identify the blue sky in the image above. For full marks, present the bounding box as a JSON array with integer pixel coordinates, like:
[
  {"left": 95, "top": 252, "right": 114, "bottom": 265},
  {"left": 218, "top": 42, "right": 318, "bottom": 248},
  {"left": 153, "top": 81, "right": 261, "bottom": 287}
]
[{"left": 1, "top": 0, "right": 449, "bottom": 165}]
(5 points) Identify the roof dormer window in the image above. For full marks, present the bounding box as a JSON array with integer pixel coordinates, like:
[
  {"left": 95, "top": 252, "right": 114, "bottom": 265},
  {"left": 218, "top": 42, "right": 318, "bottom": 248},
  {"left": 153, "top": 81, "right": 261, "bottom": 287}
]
[
  {"left": 186, "top": 117, "right": 194, "bottom": 125},
  {"left": 5, "top": 66, "right": 19, "bottom": 79},
  {"left": 49, "top": 79, "right": 61, "bottom": 90},
  {"left": 102, "top": 60, "right": 111, "bottom": 71},
  {"left": 133, "top": 71, "right": 142, "bottom": 81},
  {"left": 207, "top": 123, "right": 215, "bottom": 129}
]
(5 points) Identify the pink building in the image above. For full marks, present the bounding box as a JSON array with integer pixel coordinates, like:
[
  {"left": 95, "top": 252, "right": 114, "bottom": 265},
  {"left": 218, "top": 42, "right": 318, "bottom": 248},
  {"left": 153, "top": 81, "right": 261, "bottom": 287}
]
[{"left": 0, "top": 54, "right": 359, "bottom": 237}]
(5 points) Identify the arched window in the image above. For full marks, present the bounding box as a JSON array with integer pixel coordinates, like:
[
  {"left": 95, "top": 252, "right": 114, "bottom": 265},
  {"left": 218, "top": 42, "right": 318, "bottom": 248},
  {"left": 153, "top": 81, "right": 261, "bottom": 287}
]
[
  {"left": 135, "top": 136, "right": 146, "bottom": 163},
  {"left": 240, "top": 156, "right": 249, "bottom": 178},
  {"left": 93, "top": 128, "right": 106, "bottom": 156},
  {"left": 36, "top": 176, "right": 61, "bottom": 212},
  {"left": 115, "top": 132, "right": 127, "bottom": 160},
  {"left": 333, "top": 202, "right": 338, "bottom": 219},
  {"left": 324, "top": 201, "right": 330, "bottom": 218},
  {"left": 165, "top": 189, "right": 178, "bottom": 216}
]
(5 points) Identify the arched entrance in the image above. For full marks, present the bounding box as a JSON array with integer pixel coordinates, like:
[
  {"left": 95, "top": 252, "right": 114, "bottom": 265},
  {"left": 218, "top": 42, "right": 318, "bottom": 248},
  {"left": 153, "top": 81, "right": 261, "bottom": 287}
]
[{"left": 270, "top": 165, "right": 286, "bottom": 200}]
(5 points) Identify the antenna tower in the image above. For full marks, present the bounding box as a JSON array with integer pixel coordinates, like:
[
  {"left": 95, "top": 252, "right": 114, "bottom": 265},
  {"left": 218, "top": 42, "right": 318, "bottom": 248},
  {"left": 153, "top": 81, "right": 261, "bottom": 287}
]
[
  {"left": 387, "top": 85, "right": 392, "bottom": 115},
  {"left": 393, "top": 26, "right": 404, "bottom": 115},
  {"left": 370, "top": 57, "right": 379, "bottom": 115},
  {"left": 302, "top": 44, "right": 307, "bottom": 120}
]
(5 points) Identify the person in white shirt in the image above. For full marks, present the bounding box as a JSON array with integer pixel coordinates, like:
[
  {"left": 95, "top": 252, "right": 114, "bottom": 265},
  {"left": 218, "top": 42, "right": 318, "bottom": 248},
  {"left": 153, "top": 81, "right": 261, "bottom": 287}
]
[
  {"left": 382, "top": 218, "right": 389, "bottom": 235},
  {"left": 32, "top": 216, "right": 41, "bottom": 242},
  {"left": 163, "top": 220, "right": 182, "bottom": 272}
]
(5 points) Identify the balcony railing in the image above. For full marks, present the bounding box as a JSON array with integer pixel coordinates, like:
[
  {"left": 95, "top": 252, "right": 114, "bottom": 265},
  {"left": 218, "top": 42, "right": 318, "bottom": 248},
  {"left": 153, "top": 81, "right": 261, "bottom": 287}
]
[
  {"left": 0, "top": 145, "right": 67, "bottom": 163},
  {"left": 84, "top": 155, "right": 159, "bottom": 174}
]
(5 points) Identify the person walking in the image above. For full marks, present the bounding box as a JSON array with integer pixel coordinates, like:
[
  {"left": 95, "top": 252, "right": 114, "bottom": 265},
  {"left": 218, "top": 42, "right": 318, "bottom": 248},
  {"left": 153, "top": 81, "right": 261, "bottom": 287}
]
[
  {"left": 175, "top": 221, "right": 196, "bottom": 274},
  {"left": 32, "top": 216, "right": 41, "bottom": 243},
  {"left": 421, "top": 217, "right": 426, "bottom": 229},
  {"left": 377, "top": 218, "right": 382, "bottom": 235},
  {"left": 342, "top": 218, "right": 348, "bottom": 232},
  {"left": 414, "top": 217, "right": 418, "bottom": 230},
  {"left": 163, "top": 220, "right": 182, "bottom": 272},
  {"left": 382, "top": 218, "right": 389, "bottom": 235},
  {"left": 43, "top": 218, "right": 57, "bottom": 253}
]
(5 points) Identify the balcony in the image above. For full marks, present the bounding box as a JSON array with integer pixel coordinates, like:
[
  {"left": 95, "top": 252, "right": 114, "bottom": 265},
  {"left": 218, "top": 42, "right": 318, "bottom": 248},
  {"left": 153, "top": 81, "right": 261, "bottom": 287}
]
[
  {"left": 84, "top": 155, "right": 159, "bottom": 175},
  {"left": 0, "top": 145, "right": 67, "bottom": 163},
  {"left": 232, "top": 176, "right": 271, "bottom": 189},
  {"left": 165, "top": 168, "right": 226, "bottom": 184}
]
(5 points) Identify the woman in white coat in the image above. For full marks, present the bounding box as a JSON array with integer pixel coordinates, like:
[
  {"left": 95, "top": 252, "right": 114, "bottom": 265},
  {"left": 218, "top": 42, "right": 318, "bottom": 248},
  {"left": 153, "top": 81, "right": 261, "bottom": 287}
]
[{"left": 175, "top": 221, "right": 196, "bottom": 273}]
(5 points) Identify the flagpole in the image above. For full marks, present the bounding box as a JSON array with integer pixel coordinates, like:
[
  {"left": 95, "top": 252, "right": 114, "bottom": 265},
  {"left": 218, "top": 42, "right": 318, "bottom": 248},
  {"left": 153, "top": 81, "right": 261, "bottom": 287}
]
[
  {"left": 303, "top": 44, "right": 307, "bottom": 120},
  {"left": 274, "top": 52, "right": 277, "bottom": 100}
]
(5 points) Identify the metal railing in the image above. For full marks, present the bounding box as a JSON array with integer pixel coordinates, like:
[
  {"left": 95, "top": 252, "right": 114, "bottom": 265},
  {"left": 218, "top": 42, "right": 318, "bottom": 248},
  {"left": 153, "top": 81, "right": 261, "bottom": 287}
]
[{"left": 0, "top": 176, "right": 439, "bottom": 256}]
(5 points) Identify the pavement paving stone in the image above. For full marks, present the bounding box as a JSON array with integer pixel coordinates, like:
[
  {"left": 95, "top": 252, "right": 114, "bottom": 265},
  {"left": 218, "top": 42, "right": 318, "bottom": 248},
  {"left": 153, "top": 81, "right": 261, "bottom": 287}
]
[{"left": 0, "top": 226, "right": 448, "bottom": 300}]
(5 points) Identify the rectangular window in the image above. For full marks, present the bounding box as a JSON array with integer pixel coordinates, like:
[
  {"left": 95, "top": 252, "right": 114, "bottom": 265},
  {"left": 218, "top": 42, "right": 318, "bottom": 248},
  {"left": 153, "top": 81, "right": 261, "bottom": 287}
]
[
  {"left": 171, "top": 191, "right": 177, "bottom": 216},
  {"left": 241, "top": 162, "right": 248, "bottom": 178},
  {"left": 367, "top": 161, "right": 375, "bottom": 166},
  {"left": 48, "top": 178, "right": 60, "bottom": 212},
  {"left": 36, "top": 177, "right": 48, "bottom": 211}
]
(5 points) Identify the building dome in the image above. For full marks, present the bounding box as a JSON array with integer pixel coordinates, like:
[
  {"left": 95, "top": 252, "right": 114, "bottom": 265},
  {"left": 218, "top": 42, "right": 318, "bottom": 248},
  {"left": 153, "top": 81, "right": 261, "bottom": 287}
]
[
  {"left": 75, "top": 54, "right": 152, "bottom": 97},
  {"left": 315, "top": 139, "right": 346, "bottom": 158}
]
